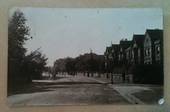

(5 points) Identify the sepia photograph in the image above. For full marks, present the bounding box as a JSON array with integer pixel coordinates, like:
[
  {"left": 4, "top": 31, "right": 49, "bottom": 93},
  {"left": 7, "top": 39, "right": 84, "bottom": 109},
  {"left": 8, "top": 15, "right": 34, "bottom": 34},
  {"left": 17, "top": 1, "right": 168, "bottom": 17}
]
[{"left": 7, "top": 8, "right": 163, "bottom": 106}]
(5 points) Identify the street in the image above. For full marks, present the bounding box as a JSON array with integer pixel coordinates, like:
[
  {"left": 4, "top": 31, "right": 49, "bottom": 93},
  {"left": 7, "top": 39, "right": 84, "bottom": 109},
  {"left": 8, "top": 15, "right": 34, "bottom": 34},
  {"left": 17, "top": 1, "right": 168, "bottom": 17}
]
[
  {"left": 8, "top": 74, "right": 163, "bottom": 106},
  {"left": 8, "top": 75, "right": 130, "bottom": 106}
]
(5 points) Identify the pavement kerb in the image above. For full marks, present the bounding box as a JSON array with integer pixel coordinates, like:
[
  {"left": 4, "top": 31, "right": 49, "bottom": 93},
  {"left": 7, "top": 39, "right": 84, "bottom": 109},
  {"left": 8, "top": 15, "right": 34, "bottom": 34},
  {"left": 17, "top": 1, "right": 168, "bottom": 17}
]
[{"left": 108, "top": 84, "right": 145, "bottom": 104}]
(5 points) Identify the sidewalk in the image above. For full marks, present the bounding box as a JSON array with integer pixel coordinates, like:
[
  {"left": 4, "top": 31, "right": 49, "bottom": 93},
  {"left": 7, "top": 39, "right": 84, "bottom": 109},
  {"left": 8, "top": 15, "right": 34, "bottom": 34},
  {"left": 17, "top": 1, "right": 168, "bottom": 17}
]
[{"left": 90, "top": 76, "right": 163, "bottom": 104}]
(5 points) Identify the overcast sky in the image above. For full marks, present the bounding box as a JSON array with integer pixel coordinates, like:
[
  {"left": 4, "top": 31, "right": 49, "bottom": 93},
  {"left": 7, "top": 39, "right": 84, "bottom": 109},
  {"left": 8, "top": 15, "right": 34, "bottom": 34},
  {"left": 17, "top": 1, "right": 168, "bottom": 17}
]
[{"left": 10, "top": 8, "right": 163, "bottom": 66}]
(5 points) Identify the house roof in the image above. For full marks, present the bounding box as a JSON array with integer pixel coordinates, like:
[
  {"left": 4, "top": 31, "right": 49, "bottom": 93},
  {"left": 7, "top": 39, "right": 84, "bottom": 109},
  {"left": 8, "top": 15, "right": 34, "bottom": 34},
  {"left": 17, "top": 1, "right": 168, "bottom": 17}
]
[
  {"left": 105, "top": 46, "right": 112, "bottom": 53},
  {"left": 132, "top": 34, "right": 145, "bottom": 47},
  {"left": 111, "top": 44, "right": 119, "bottom": 52},
  {"left": 146, "top": 29, "right": 163, "bottom": 41},
  {"left": 111, "top": 44, "right": 119, "bottom": 49},
  {"left": 105, "top": 44, "right": 119, "bottom": 55},
  {"left": 119, "top": 40, "right": 132, "bottom": 49}
]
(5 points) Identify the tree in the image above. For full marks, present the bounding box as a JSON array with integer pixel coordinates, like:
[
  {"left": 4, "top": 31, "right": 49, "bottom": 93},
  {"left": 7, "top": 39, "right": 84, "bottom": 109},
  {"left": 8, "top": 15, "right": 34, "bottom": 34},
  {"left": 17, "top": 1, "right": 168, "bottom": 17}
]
[
  {"left": 23, "top": 49, "right": 48, "bottom": 80},
  {"left": 65, "top": 58, "right": 76, "bottom": 75},
  {"left": 8, "top": 10, "right": 31, "bottom": 87}
]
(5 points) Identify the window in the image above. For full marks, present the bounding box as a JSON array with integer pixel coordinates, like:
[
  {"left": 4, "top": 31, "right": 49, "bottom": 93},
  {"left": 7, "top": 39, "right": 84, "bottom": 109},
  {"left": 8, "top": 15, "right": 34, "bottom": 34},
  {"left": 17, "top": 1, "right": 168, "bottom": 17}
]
[
  {"left": 109, "top": 54, "right": 112, "bottom": 59},
  {"left": 145, "top": 49, "right": 148, "bottom": 56},
  {"left": 145, "top": 48, "right": 151, "bottom": 57},
  {"left": 148, "top": 48, "right": 151, "bottom": 56},
  {"left": 155, "top": 45, "right": 161, "bottom": 61},
  {"left": 156, "top": 46, "right": 160, "bottom": 54},
  {"left": 112, "top": 49, "right": 114, "bottom": 53},
  {"left": 120, "top": 48, "right": 123, "bottom": 52},
  {"left": 118, "top": 54, "right": 120, "bottom": 60},
  {"left": 138, "top": 49, "right": 141, "bottom": 63},
  {"left": 132, "top": 50, "right": 134, "bottom": 59}
]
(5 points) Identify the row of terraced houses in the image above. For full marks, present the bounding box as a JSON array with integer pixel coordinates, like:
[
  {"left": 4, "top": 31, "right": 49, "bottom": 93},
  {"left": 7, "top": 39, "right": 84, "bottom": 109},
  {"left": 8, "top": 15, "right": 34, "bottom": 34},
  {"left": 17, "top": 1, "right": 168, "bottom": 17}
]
[{"left": 104, "top": 29, "right": 163, "bottom": 84}]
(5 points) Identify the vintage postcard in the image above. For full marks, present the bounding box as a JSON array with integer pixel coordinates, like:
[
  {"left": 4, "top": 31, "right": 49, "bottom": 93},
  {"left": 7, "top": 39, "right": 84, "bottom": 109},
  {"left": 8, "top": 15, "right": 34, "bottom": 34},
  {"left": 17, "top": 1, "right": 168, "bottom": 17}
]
[{"left": 7, "top": 8, "right": 163, "bottom": 106}]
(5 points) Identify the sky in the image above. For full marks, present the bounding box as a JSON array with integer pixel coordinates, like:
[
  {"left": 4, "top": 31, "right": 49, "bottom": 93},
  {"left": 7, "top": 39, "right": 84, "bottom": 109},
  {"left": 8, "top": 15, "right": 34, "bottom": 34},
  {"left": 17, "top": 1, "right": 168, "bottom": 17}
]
[{"left": 10, "top": 8, "right": 163, "bottom": 66}]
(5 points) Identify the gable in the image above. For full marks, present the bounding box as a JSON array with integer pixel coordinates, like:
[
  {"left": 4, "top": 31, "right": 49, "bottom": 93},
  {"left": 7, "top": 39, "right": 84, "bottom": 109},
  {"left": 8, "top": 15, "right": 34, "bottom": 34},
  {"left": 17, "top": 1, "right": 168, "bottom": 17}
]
[{"left": 144, "top": 33, "right": 152, "bottom": 47}]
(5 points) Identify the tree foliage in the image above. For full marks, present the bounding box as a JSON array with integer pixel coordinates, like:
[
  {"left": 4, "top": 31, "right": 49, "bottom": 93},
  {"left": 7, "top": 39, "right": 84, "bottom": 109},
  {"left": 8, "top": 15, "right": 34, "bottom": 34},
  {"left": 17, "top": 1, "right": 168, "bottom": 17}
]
[
  {"left": 8, "top": 10, "right": 30, "bottom": 59},
  {"left": 23, "top": 49, "right": 48, "bottom": 79},
  {"left": 8, "top": 10, "right": 31, "bottom": 85},
  {"left": 8, "top": 10, "right": 48, "bottom": 92},
  {"left": 53, "top": 53, "right": 105, "bottom": 74}
]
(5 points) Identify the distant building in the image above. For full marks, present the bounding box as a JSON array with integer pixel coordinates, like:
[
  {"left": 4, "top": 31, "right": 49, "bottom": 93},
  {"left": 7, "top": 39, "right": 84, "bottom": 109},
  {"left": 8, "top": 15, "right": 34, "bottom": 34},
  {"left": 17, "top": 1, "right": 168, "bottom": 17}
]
[
  {"left": 104, "top": 40, "right": 132, "bottom": 73},
  {"left": 104, "top": 46, "right": 112, "bottom": 61},
  {"left": 104, "top": 44, "right": 119, "bottom": 72},
  {"left": 110, "top": 44, "right": 119, "bottom": 65},
  {"left": 131, "top": 34, "right": 145, "bottom": 64},
  {"left": 143, "top": 29, "right": 163, "bottom": 64},
  {"left": 125, "top": 46, "right": 132, "bottom": 64},
  {"left": 118, "top": 39, "right": 131, "bottom": 65},
  {"left": 103, "top": 29, "right": 163, "bottom": 84}
]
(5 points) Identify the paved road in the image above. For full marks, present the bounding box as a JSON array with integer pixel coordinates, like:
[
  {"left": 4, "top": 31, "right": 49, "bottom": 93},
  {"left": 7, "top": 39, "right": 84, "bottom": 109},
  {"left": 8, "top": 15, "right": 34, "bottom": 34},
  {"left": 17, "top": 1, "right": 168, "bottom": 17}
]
[{"left": 8, "top": 75, "right": 129, "bottom": 106}]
